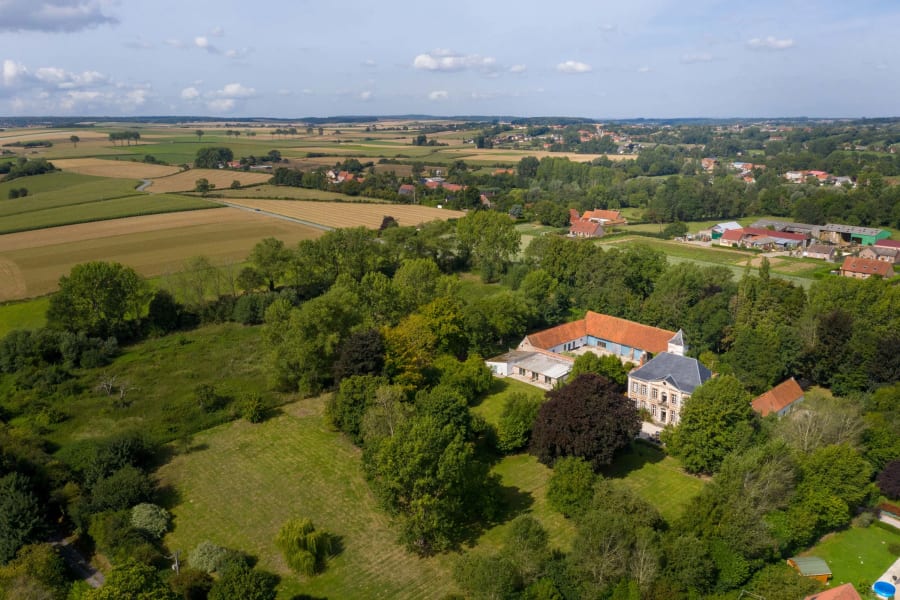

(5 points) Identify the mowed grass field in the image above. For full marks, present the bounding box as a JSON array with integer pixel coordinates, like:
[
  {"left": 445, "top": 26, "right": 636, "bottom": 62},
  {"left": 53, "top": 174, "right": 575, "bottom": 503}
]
[
  {"left": 147, "top": 168, "right": 272, "bottom": 193},
  {"left": 221, "top": 199, "right": 465, "bottom": 229},
  {"left": 0, "top": 297, "right": 49, "bottom": 337},
  {"left": 51, "top": 158, "right": 181, "bottom": 179},
  {"left": 0, "top": 208, "right": 321, "bottom": 300},
  {"left": 157, "top": 395, "right": 458, "bottom": 600}
]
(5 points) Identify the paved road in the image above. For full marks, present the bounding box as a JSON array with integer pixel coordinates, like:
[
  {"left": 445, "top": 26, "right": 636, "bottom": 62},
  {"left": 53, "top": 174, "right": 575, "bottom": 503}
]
[{"left": 50, "top": 535, "right": 104, "bottom": 588}]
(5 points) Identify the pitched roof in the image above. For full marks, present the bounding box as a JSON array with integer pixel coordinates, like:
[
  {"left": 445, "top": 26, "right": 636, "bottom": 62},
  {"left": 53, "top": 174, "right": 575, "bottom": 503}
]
[
  {"left": 804, "top": 583, "right": 862, "bottom": 600},
  {"left": 569, "top": 208, "right": 581, "bottom": 223},
  {"left": 398, "top": 184, "right": 416, "bottom": 194},
  {"left": 789, "top": 556, "right": 831, "bottom": 577},
  {"left": 721, "top": 228, "right": 745, "bottom": 242},
  {"left": 841, "top": 256, "right": 895, "bottom": 277},
  {"left": 875, "top": 239, "right": 900, "bottom": 249},
  {"left": 742, "top": 227, "right": 807, "bottom": 241},
  {"left": 628, "top": 352, "right": 712, "bottom": 394},
  {"left": 569, "top": 220, "right": 605, "bottom": 237},
  {"left": 752, "top": 377, "right": 804, "bottom": 416},
  {"left": 714, "top": 221, "right": 743, "bottom": 231},
  {"left": 525, "top": 311, "right": 674, "bottom": 354},
  {"left": 806, "top": 243, "right": 835, "bottom": 256},
  {"left": 669, "top": 329, "right": 684, "bottom": 346},
  {"left": 582, "top": 209, "right": 623, "bottom": 223}
]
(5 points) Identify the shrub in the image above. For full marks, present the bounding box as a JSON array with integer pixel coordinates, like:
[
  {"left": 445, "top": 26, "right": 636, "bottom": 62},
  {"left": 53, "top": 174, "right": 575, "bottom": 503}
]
[
  {"left": 130, "top": 503, "right": 170, "bottom": 539},
  {"left": 546, "top": 457, "right": 596, "bottom": 518},
  {"left": 275, "top": 518, "right": 333, "bottom": 576},
  {"left": 169, "top": 568, "right": 213, "bottom": 600},
  {"left": 89, "top": 466, "right": 152, "bottom": 512},
  {"left": 188, "top": 541, "right": 230, "bottom": 574},
  {"left": 496, "top": 392, "right": 542, "bottom": 453},
  {"left": 240, "top": 392, "right": 265, "bottom": 423},
  {"left": 208, "top": 563, "right": 277, "bottom": 600}
]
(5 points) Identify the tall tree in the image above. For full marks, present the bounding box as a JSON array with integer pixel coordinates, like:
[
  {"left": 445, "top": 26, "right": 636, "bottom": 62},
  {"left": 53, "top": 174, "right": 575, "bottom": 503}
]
[
  {"left": 69, "top": 134, "right": 79, "bottom": 148},
  {"left": 456, "top": 211, "right": 521, "bottom": 282},
  {"left": 47, "top": 261, "right": 149, "bottom": 338},
  {"left": 195, "top": 129, "right": 204, "bottom": 142},
  {"left": 663, "top": 375, "right": 755, "bottom": 475},
  {"left": 530, "top": 374, "right": 640, "bottom": 469},
  {"left": 249, "top": 237, "right": 291, "bottom": 291}
]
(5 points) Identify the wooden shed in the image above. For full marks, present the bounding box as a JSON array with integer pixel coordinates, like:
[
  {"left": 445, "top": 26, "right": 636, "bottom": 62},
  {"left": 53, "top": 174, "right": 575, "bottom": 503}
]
[{"left": 788, "top": 556, "right": 832, "bottom": 583}]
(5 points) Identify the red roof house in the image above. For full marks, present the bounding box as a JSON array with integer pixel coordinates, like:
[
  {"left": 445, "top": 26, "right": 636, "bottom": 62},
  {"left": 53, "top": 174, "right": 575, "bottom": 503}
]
[
  {"left": 752, "top": 378, "right": 804, "bottom": 417},
  {"left": 840, "top": 256, "right": 895, "bottom": 279},
  {"left": 803, "top": 583, "right": 862, "bottom": 600},
  {"left": 582, "top": 209, "right": 626, "bottom": 225},
  {"left": 875, "top": 239, "right": 900, "bottom": 249},
  {"left": 569, "top": 220, "right": 605, "bottom": 238}
]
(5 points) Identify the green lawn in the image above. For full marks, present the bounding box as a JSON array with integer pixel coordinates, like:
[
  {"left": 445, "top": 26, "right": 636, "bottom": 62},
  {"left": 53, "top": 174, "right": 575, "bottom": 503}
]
[
  {"left": 0, "top": 297, "right": 49, "bottom": 336},
  {"left": 156, "top": 395, "right": 458, "bottom": 600},
  {"left": 601, "top": 441, "right": 706, "bottom": 524},
  {"left": 803, "top": 524, "right": 900, "bottom": 589},
  {"left": 472, "top": 378, "right": 543, "bottom": 427},
  {"left": 0, "top": 172, "right": 140, "bottom": 218}
]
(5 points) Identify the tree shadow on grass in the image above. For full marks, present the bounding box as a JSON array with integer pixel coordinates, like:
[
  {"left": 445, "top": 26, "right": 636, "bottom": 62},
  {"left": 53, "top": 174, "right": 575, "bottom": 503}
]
[
  {"left": 469, "top": 377, "right": 511, "bottom": 410},
  {"left": 600, "top": 439, "right": 665, "bottom": 479},
  {"left": 460, "top": 483, "right": 534, "bottom": 549},
  {"left": 154, "top": 483, "right": 182, "bottom": 510}
]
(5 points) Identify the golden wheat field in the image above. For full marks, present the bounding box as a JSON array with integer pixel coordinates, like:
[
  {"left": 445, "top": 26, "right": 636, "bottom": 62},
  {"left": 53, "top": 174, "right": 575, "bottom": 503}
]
[
  {"left": 221, "top": 199, "right": 465, "bottom": 229},
  {"left": 51, "top": 158, "right": 181, "bottom": 179},
  {"left": 0, "top": 129, "right": 109, "bottom": 145},
  {"left": 146, "top": 169, "right": 272, "bottom": 193},
  {"left": 0, "top": 208, "right": 321, "bottom": 301}
]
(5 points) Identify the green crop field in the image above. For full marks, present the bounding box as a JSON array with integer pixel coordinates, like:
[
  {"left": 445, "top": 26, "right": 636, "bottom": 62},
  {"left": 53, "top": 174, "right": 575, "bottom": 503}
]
[
  {"left": 215, "top": 184, "right": 385, "bottom": 203},
  {"left": 802, "top": 524, "right": 900, "bottom": 589},
  {"left": 0, "top": 193, "right": 216, "bottom": 234},
  {"left": 157, "top": 394, "right": 458, "bottom": 600}
]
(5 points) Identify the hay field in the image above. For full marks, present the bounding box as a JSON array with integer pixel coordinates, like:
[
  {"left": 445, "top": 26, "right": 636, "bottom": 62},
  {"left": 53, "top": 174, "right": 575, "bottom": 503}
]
[
  {"left": 216, "top": 185, "right": 386, "bottom": 203},
  {"left": 221, "top": 199, "right": 465, "bottom": 229},
  {"left": 0, "top": 208, "right": 321, "bottom": 300},
  {"left": 51, "top": 158, "right": 180, "bottom": 179},
  {"left": 147, "top": 169, "right": 272, "bottom": 193},
  {"left": 442, "top": 149, "right": 634, "bottom": 162},
  {"left": 0, "top": 129, "right": 109, "bottom": 145}
]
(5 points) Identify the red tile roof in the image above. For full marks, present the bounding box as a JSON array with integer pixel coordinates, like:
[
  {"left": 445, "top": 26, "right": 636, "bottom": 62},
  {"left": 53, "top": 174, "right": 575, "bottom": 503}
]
[
  {"left": 742, "top": 227, "right": 807, "bottom": 241},
  {"left": 442, "top": 183, "right": 465, "bottom": 192},
  {"left": 398, "top": 184, "right": 415, "bottom": 194},
  {"left": 721, "top": 228, "right": 744, "bottom": 242},
  {"left": 582, "top": 209, "right": 624, "bottom": 223},
  {"left": 569, "top": 220, "right": 605, "bottom": 237},
  {"left": 525, "top": 311, "right": 674, "bottom": 354},
  {"left": 569, "top": 208, "right": 581, "bottom": 223},
  {"left": 752, "top": 377, "right": 804, "bottom": 416},
  {"left": 803, "top": 583, "right": 862, "bottom": 600},
  {"left": 841, "top": 256, "right": 895, "bottom": 277},
  {"left": 875, "top": 239, "right": 900, "bottom": 249}
]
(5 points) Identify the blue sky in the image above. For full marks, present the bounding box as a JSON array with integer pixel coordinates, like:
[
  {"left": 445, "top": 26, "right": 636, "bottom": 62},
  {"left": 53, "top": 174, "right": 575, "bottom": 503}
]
[{"left": 1, "top": 0, "right": 898, "bottom": 118}]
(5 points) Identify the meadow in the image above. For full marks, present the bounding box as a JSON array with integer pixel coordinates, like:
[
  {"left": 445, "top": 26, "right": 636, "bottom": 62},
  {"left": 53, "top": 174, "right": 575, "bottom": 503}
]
[
  {"left": 0, "top": 208, "right": 321, "bottom": 300},
  {"left": 51, "top": 157, "right": 181, "bottom": 179},
  {"left": 215, "top": 184, "right": 385, "bottom": 203},
  {"left": 220, "top": 199, "right": 465, "bottom": 229}
]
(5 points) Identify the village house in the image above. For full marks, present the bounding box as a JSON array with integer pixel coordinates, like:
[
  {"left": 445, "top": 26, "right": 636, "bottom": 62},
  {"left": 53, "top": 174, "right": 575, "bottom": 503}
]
[
  {"left": 485, "top": 349, "right": 573, "bottom": 390},
  {"left": 701, "top": 157, "right": 718, "bottom": 171},
  {"left": 804, "top": 243, "right": 837, "bottom": 261},
  {"left": 568, "top": 220, "right": 605, "bottom": 238},
  {"left": 802, "top": 582, "right": 862, "bottom": 600},
  {"left": 627, "top": 331, "right": 712, "bottom": 427},
  {"left": 716, "top": 227, "right": 807, "bottom": 250},
  {"left": 859, "top": 245, "right": 900, "bottom": 264},
  {"left": 752, "top": 377, "right": 805, "bottom": 417},
  {"left": 875, "top": 239, "right": 900, "bottom": 250},
  {"left": 580, "top": 209, "right": 627, "bottom": 226},
  {"left": 840, "top": 256, "right": 895, "bottom": 279},
  {"left": 398, "top": 184, "right": 416, "bottom": 197}
]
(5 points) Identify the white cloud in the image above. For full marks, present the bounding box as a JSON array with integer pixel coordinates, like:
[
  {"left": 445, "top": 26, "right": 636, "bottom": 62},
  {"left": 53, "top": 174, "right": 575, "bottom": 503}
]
[
  {"left": 194, "top": 36, "right": 221, "bottom": 54},
  {"left": 0, "top": 0, "right": 118, "bottom": 33},
  {"left": 556, "top": 60, "right": 592, "bottom": 73},
  {"left": 215, "top": 82, "right": 255, "bottom": 98},
  {"left": 207, "top": 98, "right": 235, "bottom": 112},
  {"left": 360, "top": 90, "right": 373, "bottom": 101},
  {"left": 165, "top": 39, "right": 186, "bottom": 49},
  {"left": 638, "top": 65, "right": 651, "bottom": 73},
  {"left": 681, "top": 53, "right": 713, "bottom": 63},
  {"left": 747, "top": 36, "right": 795, "bottom": 50},
  {"left": 225, "top": 48, "right": 251, "bottom": 59},
  {"left": 362, "top": 58, "right": 377, "bottom": 68},
  {"left": 2, "top": 59, "right": 29, "bottom": 87},
  {"left": 413, "top": 50, "right": 496, "bottom": 72},
  {"left": 428, "top": 90, "right": 448, "bottom": 101},
  {"left": 210, "top": 26, "right": 224, "bottom": 37},
  {"left": 509, "top": 64, "right": 527, "bottom": 73},
  {"left": 180, "top": 86, "right": 200, "bottom": 100}
]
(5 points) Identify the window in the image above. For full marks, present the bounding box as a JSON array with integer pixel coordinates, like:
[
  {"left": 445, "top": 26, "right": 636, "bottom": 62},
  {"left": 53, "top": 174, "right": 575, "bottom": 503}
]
[
  {"left": 671, "top": 411, "right": 678, "bottom": 423},
  {"left": 631, "top": 381, "right": 638, "bottom": 393},
  {"left": 597, "top": 341, "right": 607, "bottom": 349},
  {"left": 671, "top": 394, "right": 678, "bottom": 406},
  {"left": 661, "top": 392, "right": 667, "bottom": 405},
  {"left": 660, "top": 409, "right": 667, "bottom": 423},
  {"left": 651, "top": 388, "right": 658, "bottom": 399},
  {"left": 544, "top": 375, "right": 551, "bottom": 384},
  {"left": 640, "top": 385, "right": 648, "bottom": 396},
  {"left": 518, "top": 368, "right": 525, "bottom": 376},
  {"left": 651, "top": 405, "right": 657, "bottom": 416}
]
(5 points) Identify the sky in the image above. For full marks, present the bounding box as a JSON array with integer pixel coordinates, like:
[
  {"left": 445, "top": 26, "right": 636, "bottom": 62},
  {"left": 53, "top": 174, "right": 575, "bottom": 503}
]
[{"left": 1, "top": 0, "right": 899, "bottom": 119}]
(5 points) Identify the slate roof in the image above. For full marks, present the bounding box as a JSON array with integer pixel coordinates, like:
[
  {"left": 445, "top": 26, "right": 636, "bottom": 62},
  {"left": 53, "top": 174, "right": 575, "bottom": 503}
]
[
  {"left": 803, "top": 583, "right": 862, "bottom": 600},
  {"left": 523, "top": 312, "right": 674, "bottom": 355},
  {"left": 752, "top": 377, "right": 804, "bottom": 416},
  {"left": 629, "top": 352, "right": 712, "bottom": 394},
  {"left": 669, "top": 329, "right": 684, "bottom": 347}
]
